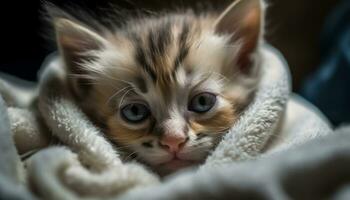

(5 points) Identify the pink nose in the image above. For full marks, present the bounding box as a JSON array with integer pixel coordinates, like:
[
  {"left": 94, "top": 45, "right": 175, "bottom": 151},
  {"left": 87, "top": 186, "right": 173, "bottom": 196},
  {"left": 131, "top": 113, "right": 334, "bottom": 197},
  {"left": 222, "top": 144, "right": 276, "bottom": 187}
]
[{"left": 159, "top": 135, "right": 188, "bottom": 152}]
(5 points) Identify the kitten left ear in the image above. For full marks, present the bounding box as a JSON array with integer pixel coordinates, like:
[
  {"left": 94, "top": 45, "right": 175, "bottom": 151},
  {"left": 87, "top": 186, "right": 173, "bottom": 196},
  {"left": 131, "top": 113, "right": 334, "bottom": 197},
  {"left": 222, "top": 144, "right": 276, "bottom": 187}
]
[
  {"left": 54, "top": 18, "right": 107, "bottom": 69},
  {"left": 54, "top": 18, "right": 108, "bottom": 97},
  {"left": 215, "top": 0, "right": 263, "bottom": 71}
]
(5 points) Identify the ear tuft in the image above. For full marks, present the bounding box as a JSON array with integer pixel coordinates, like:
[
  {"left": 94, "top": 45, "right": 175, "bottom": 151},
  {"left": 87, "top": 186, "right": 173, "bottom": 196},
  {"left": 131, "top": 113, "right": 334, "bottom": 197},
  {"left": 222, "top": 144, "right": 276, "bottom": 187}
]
[
  {"left": 215, "top": 0, "right": 263, "bottom": 71},
  {"left": 55, "top": 18, "right": 107, "bottom": 56},
  {"left": 53, "top": 18, "right": 108, "bottom": 98}
]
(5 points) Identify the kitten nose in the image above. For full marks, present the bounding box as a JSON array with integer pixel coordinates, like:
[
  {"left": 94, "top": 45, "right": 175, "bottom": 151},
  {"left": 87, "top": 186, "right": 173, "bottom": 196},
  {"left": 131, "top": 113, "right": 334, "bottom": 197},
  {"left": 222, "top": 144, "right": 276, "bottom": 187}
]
[{"left": 159, "top": 135, "right": 188, "bottom": 152}]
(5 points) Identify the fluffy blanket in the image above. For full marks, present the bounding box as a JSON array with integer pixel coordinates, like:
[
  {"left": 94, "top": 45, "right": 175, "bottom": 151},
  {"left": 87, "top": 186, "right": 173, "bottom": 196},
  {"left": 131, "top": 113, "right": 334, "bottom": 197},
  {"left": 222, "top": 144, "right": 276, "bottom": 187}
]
[{"left": 0, "top": 45, "right": 335, "bottom": 199}]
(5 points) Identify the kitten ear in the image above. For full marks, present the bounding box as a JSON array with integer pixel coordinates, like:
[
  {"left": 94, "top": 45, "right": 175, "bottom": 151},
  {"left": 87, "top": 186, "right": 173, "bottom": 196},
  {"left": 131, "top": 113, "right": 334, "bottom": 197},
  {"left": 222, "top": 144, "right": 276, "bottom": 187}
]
[
  {"left": 54, "top": 18, "right": 107, "bottom": 69},
  {"left": 215, "top": 0, "right": 263, "bottom": 72},
  {"left": 54, "top": 18, "right": 108, "bottom": 97}
]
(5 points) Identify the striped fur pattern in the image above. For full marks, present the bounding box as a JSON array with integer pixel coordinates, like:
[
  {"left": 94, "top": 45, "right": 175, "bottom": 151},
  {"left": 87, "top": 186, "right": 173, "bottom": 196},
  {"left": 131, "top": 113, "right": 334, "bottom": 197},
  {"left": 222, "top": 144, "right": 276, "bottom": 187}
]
[{"left": 51, "top": 0, "right": 263, "bottom": 175}]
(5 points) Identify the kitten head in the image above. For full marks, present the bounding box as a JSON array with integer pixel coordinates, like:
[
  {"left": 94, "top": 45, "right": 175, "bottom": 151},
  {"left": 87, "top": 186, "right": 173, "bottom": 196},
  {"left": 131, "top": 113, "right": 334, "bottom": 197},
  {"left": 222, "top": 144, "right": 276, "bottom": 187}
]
[{"left": 51, "top": 0, "right": 263, "bottom": 175}]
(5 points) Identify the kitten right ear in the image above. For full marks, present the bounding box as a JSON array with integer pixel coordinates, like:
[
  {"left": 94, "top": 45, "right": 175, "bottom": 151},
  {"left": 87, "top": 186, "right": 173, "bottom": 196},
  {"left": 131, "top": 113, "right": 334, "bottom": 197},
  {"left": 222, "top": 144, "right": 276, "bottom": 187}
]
[
  {"left": 215, "top": 0, "right": 263, "bottom": 73},
  {"left": 54, "top": 18, "right": 107, "bottom": 70},
  {"left": 53, "top": 18, "right": 108, "bottom": 97}
]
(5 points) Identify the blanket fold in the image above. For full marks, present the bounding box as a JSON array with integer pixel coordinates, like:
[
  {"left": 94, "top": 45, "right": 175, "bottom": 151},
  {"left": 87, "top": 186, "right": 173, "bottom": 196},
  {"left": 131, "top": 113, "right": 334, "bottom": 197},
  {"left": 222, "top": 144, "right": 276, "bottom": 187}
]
[{"left": 0, "top": 97, "right": 36, "bottom": 200}]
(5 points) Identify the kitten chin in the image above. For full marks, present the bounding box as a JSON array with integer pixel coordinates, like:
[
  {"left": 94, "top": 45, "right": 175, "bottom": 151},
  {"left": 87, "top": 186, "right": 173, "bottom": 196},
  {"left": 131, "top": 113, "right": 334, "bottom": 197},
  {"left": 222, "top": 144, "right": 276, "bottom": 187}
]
[
  {"left": 49, "top": 0, "right": 264, "bottom": 174},
  {"left": 154, "top": 160, "right": 200, "bottom": 177}
]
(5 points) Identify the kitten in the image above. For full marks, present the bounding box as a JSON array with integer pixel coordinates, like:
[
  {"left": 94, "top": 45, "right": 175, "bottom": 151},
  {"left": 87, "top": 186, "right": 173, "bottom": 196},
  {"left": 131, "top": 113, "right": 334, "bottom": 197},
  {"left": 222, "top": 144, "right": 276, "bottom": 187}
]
[{"left": 50, "top": 0, "right": 263, "bottom": 175}]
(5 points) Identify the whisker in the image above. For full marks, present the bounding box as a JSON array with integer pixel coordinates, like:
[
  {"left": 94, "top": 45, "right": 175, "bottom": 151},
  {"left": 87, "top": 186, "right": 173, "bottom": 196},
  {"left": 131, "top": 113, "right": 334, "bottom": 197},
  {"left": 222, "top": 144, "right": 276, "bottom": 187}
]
[
  {"left": 106, "top": 86, "right": 133, "bottom": 105},
  {"left": 109, "top": 134, "right": 144, "bottom": 141},
  {"left": 105, "top": 75, "right": 135, "bottom": 86},
  {"left": 118, "top": 88, "right": 135, "bottom": 108},
  {"left": 114, "top": 144, "right": 135, "bottom": 149},
  {"left": 124, "top": 151, "right": 138, "bottom": 161}
]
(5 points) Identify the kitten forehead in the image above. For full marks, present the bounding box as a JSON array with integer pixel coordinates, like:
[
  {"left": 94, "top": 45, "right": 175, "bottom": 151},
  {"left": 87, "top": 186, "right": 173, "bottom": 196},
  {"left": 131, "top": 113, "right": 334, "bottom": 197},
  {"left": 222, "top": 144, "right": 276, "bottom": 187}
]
[
  {"left": 131, "top": 17, "right": 192, "bottom": 84},
  {"left": 187, "top": 33, "right": 235, "bottom": 73},
  {"left": 129, "top": 20, "right": 231, "bottom": 93}
]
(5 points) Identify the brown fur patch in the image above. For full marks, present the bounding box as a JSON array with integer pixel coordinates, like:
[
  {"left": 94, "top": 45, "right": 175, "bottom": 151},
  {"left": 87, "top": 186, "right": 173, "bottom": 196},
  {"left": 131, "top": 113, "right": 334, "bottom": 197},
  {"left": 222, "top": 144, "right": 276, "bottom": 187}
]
[
  {"left": 190, "top": 104, "right": 237, "bottom": 134},
  {"left": 106, "top": 116, "right": 150, "bottom": 145}
]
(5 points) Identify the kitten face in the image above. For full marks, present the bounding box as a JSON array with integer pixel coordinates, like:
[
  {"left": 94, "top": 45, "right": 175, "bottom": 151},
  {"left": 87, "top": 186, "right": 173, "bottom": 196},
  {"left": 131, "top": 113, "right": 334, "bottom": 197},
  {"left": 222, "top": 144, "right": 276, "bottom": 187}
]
[
  {"left": 87, "top": 30, "right": 241, "bottom": 175},
  {"left": 52, "top": 0, "right": 263, "bottom": 175}
]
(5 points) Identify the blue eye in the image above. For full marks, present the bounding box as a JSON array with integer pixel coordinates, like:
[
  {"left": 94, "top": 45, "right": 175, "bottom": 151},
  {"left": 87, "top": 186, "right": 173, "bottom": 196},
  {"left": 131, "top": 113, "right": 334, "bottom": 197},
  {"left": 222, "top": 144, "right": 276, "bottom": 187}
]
[
  {"left": 121, "top": 103, "right": 150, "bottom": 123},
  {"left": 188, "top": 93, "right": 217, "bottom": 113}
]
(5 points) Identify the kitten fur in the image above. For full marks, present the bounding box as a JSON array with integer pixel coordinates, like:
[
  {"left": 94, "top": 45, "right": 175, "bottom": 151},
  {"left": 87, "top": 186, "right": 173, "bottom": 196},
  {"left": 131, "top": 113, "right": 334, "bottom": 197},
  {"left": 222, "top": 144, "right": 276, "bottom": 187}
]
[{"left": 47, "top": 0, "right": 264, "bottom": 175}]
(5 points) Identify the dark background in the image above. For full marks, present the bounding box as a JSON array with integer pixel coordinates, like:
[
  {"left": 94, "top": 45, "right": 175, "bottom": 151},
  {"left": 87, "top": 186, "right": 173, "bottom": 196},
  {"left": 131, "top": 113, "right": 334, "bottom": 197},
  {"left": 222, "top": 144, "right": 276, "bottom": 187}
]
[{"left": 0, "top": 0, "right": 340, "bottom": 91}]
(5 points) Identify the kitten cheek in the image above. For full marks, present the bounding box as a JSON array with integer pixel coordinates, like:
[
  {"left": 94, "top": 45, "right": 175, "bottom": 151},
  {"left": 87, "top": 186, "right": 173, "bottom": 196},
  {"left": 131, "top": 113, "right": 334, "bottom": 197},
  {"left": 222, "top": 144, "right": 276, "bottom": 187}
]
[
  {"left": 178, "top": 147, "right": 210, "bottom": 161},
  {"left": 176, "top": 137, "right": 212, "bottom": 160}
]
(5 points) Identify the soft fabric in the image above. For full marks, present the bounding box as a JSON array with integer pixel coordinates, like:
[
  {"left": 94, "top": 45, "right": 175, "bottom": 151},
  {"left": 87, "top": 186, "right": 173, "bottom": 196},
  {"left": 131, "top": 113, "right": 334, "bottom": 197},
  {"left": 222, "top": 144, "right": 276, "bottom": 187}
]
[
  {"left": 0, "top": 45, "right": 333, "bottom": 199},
  {"left": 0, "top": 97, "right": 36, "bottom": 200}
]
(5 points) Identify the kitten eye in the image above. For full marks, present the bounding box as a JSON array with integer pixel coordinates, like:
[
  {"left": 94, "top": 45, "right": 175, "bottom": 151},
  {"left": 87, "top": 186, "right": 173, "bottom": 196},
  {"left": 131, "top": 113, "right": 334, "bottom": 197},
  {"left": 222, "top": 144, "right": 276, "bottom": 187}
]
[
  {"left": 188, "top": 92, "right": 217, "bottom": 113},
  {"left": 121, "top": 103, "right": 150, "bottom": 123}
]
